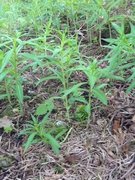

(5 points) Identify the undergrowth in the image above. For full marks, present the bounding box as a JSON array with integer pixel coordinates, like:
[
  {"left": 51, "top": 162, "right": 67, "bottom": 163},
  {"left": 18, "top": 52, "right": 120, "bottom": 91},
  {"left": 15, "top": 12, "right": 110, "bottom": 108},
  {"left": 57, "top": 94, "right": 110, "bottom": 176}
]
[{"left": 0, "top": 0, "right": 134, "bottom": 153}]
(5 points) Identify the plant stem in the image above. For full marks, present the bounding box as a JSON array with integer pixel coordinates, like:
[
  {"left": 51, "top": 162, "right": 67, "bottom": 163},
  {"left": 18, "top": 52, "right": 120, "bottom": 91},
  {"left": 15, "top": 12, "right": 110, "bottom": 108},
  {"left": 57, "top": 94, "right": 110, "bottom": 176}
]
[
  {"left": 88, "top": 91, "right": 91, "bottom": 120},
  {"left": 87, "top": 89, "right": 91, "bottom": 128},
  {"left": 65, "top": 95, "right": 70, "bottom": 122},
  {"left": 13, "top": 38, "right": 23, "bottom": 115},
  {"left": 61, "top": 68, "right": 70, "bottom": 122}
]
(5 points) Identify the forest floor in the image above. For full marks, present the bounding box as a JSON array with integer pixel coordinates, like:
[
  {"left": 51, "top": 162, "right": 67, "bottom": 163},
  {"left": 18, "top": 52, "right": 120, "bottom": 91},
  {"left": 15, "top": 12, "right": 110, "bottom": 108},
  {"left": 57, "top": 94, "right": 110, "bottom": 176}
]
[
  {"left": 1, "top": 0, "right": 135, "bottom": 175},
  {"left": 0, "top": 31, "right": 135, "bottom": 180}
]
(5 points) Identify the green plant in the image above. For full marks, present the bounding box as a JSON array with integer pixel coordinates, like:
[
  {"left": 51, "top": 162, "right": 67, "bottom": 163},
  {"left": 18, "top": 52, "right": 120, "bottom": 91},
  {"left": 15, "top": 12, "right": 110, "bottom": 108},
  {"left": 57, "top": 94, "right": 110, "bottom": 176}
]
[
  {"left": 0, "top": 19, "right": 52, "bottom": 113},
  {"left": 75, "top": 104, "right": 89, "bottom": 122},
  {"left": 21, "top": 99, "right": 67, "bottom": 154},
  {"left": 0, "top": 32, "right": 24, "bottom": 114},
  {"left": 78, "top": 0, "right": 130, "bottom": 44},
  {"left": 76, "top": 59, "right": 108, "bottom": 121},
  {"left": 127, "top": 67, "right": 135, "bottom": 93},
  {"left": 4, "top": 126, "right": 13, "bottom": 133},
  {"left": 0, "top": 1, "right": 27, "bottom": 34},
  {"left": 104, "top": 22, "right": 135, "bottom": 92},
  {"left": 37, "top": 31, "right": 81, "bottom": 122},
  {"left": 21, "top": 106, "right": 67, "bottom": 154}
]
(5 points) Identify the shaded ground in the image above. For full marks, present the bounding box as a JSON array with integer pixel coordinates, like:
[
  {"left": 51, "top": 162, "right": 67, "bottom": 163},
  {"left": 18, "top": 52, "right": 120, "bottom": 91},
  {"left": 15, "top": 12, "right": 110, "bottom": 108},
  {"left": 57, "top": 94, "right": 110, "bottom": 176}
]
[
  {"left": 0, "top": 33, "right": 135, "bottom": 180},
  {"left": 0, "top": 86, "right": 135, "bottom": 180}
]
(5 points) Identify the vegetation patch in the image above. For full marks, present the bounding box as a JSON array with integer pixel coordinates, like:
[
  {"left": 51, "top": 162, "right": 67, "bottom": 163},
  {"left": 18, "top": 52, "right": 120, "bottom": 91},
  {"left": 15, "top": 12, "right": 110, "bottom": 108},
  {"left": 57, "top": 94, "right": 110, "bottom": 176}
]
[{"left": 0, "top": 0, "right": 135, "bottom": 179}]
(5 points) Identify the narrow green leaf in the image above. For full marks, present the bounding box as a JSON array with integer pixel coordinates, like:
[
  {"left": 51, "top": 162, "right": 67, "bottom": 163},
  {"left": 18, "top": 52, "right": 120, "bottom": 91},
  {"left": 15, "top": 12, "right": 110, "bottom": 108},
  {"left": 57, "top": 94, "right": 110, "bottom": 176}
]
[
  {"left": 15, "top": 82, "right": 23, "bottom": 104},
  {"left": 69, "top": 96, "right": 88, "bottom": 104},
  {"left": 93, "top": 88, "right": 107, "bottom": 105},
  {"left": 0, "top": 49, "right": 13, "bottom": 73},
  {"left": 0, "top": 94, "right": 7, "bottom": 100},
  {"left": 112, "top": 22, "right": 124, "bottom": 35},
  {"left": 85, "top": 104, "right": 91, "bottom": 114},
  {"left": 96, "top": 83, "right": 107, "bottom": 89},
  {"left": 55, "top": 128, "right": 67, "bottom": 140},
  {"left": 126, "top": 81, "right": 135, "bottom": 93},
  {"left": 22, "top": 53, "right": 38, "bottom": 60},
  {"left": 31, "top": 115, "right": 38, "bottom": 124},
  {"left": 62, "top": 83, "right": 85, "bottom": 97},
  {"left": 24, "top": 132, "right": 37, "bottom": 152},
  {"left": 88, "top": 74, "right": 97, "bottom": 89},
  {"left": 36, "top": 76, "right": 58, "bottom": 86},
  {"left": 0, "top": 70, "right": 9, "bottom": 81},
  {"left": 44, "top": 133, "right": 60, "bottom": 154},
  {"left": 35, "top": 99, "right": 54, "bottom": 115}
]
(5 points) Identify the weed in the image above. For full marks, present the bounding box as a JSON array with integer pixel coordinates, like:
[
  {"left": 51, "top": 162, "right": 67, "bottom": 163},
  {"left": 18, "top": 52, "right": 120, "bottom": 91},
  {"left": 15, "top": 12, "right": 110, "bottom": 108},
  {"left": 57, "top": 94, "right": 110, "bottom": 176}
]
[
  {"left": 21, "top": 98, "right": 67, "bottom": 154},
  {"left": 76, "top": 59, "right": 108, "bottom": 121},
  {"left": 104, "top": 22, "right": 135, "bottom": 92},
  {"left": 75, "top": 104, "right": 89, "bottom": 122},
  {"left": 37, "top": 31, "right": 81, "bottom": 121},
  {"left": 0, "top": 0, "right": 134, "bottom": 156},
  {"left": 21, "top": 113, "right": 67, "bottom": 154},
  {"left": 0, "top": 32, "right": 24, "bottom": 114}
]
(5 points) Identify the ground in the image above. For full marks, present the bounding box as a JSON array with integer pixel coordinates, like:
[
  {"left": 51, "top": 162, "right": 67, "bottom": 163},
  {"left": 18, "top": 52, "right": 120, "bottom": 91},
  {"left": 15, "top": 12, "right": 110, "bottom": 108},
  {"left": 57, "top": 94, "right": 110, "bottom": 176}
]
[{"left": 0, "top": 41, "right": 135, "bottom": 179}]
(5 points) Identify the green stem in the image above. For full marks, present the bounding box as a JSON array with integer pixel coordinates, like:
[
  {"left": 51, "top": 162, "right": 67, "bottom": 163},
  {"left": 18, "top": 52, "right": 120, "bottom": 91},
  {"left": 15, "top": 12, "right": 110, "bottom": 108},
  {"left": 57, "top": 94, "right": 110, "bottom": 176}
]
[
  {"left": 13, "top": 38, "right": 18, "bottom": 79},
  {"left": 87, "top": 89, "right": 92, "bottom": 128},
  {"left": 65, "top": 95, "right": 70, "bottom": 122},
  {"left": 88, "top": 90, "right": 91, "bottom": 121},
  {"left": 62, "top": 68, "right": 70, "bottom": 122},
  {"left": 108, "top": 22, "right": 112, "bottom": 38},
  {"left": 13, "top": 38, "right": 23, "bottom": 115},
  {"left": 5, "top": 79, "right": 11, "bottom": 104}
]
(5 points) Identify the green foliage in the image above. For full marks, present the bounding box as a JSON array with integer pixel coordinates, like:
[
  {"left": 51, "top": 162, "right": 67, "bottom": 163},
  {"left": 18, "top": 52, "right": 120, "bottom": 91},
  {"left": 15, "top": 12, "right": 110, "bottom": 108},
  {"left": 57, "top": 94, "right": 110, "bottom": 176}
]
[
  {"left": 37, "top": 31, "right": 80, "bottom": 121},
  {"left": 104, "top": 22, "right": 135, "bottom": 92},
  {"left": 0, "top": 0, "right": 135, "bottom": 154},
  {"left": 21, "top": 113, "right": 67, "bottom": 154},
  {"left": 127, "top": 68, "right": 135, "bottom": 93},
  {"left": 75, "top": 104, "right": 89, "bottom": 122},
  {"left": 75, "top": 59, "right": 108, "bottom": 120},
  {"left": 35, "top": 99, "right": 54, "bottom": 116},
  {"left": 4, "top": 125, "right": 14, "bottom": 133},
  {"left": 0, "top": 32, "right": 24, "bottom": 113}
]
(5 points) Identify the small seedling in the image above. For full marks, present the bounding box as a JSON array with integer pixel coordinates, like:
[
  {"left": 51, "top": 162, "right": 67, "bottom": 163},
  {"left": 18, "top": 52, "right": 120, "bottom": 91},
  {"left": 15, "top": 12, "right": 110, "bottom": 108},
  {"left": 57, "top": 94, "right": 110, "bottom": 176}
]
[
  {"left": 21, "top": 99, "right": 67, "bottom": 154},
  {"left": 75, "top": 104, "right": 89, "bottom": 122}
]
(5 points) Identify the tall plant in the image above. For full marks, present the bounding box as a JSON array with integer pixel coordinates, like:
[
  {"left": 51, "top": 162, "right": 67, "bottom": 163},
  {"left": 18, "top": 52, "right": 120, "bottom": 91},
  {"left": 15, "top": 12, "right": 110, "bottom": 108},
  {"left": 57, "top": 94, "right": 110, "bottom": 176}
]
[
  {"left": 37, "top": 31, "right": 81, "bottom": 121},
  {"left": 0, "top": 32, "right": 24, "bottom": 113},
  {"left": 103, "top": 22, "right": 135, "bottom": 92}
]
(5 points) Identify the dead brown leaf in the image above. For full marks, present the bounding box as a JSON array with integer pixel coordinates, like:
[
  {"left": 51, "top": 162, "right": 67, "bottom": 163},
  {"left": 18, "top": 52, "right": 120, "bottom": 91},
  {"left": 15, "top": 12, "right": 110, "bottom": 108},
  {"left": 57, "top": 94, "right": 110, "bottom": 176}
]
[
  {"left": 122, "top": 144, "right": 129, "bottom": 155},
  {"left": 112, "top": 119, "right": 121, "bottom": 134},
  {"left": 64, "top": 153, "right": 81, "bottom": 164}
]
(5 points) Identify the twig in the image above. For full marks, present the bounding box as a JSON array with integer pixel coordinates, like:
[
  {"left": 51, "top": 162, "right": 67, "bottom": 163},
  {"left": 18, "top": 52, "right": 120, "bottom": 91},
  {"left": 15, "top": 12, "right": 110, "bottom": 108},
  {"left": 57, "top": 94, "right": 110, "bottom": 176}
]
[
  {"left": 120, "top": 163, "right": 135, "bottom": 179},
  {"left": 60, "top": 127, "right": 73, "bottom": 144}
]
